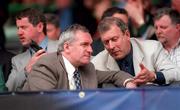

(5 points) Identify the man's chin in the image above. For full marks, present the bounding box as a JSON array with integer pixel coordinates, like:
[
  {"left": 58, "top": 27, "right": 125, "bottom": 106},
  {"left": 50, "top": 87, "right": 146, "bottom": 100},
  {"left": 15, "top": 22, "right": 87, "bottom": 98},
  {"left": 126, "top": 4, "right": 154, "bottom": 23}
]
[
  {"left": 157, "top": 38, "right": 166, "bottom": 43},
  {"left": 112, "top": 54, "right": 125, "bottom": 60},
  {"left": 81, "top": 60, "right": 90, "bottom": 65}
]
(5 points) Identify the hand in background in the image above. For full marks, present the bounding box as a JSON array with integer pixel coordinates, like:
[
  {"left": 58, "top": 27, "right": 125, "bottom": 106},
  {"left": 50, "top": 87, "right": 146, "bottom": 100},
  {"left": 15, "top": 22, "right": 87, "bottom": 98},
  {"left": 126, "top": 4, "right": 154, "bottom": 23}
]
[
  {"left": 25, "top": 49, "right": 47, "bottom": 73},
  {"left": 125, "top": 0, "right": 145, "bottom": 28}
]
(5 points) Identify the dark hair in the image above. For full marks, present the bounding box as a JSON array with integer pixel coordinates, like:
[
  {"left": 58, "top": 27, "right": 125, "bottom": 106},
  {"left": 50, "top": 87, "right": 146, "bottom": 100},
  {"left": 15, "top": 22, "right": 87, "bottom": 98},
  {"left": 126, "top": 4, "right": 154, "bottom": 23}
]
[
  {"left": 101, "top": 7, "right": 128, "bottom": 20},
  {"left": 16, "top": 8, "right": 47, "bottom": 35},
  {"left": 45, "top": 13, "right": 60, "bottom": 28},
  {"left": 154, "top": 8, "right": 180, "bottom": 24},
  {"left": 98, "top": 17, "right": 128, "bottom": 34}
]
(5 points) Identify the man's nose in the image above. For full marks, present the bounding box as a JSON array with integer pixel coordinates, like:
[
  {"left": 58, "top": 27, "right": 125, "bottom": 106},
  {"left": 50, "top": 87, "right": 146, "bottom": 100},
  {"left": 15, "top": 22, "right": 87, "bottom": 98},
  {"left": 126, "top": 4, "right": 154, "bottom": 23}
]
[
  {"left": 109, "top": 41, "right": 115, "bottom": 49},
  {"left": 156, "top": 27, "right": 162, "bottom": 34},
  {"left": 17, "top": 28, "right": 23, "bottom": 35},
  {"left": 88, "top": 46, "right": 93, "bottom": 53}
]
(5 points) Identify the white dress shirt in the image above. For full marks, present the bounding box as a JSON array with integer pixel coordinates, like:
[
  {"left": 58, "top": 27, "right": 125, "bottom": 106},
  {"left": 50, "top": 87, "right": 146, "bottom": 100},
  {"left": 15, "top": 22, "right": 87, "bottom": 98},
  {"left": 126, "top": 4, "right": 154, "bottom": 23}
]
[{"left": 62, "top": 55, "right": 77, "bottom": 90}]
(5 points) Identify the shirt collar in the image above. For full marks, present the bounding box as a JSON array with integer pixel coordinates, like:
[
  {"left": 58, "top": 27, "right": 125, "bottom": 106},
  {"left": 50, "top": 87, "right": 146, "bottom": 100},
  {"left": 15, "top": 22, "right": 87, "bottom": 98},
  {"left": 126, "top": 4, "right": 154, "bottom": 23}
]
[
  {"left": 29, "top": 37, "right": 48, "bottom": 54},
  {"left": 39, "top": 37, "right": 48, "bottom": 50},
  {"left": 62, "top": 55, "right": 76, "bottom": 78}
]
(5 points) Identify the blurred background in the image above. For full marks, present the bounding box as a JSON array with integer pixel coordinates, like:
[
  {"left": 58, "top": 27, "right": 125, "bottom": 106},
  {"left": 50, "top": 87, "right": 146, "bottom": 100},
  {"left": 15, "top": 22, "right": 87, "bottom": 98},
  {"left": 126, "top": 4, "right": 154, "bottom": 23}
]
[{"left": 1, "top": 0, "right": 172, "bottom": 54}]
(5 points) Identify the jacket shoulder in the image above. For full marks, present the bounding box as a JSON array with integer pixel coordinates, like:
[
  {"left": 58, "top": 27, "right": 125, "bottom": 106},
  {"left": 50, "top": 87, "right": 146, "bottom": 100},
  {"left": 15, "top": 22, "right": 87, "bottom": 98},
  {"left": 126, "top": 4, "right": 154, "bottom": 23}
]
[
  {"left": 37, "top": 52, "right": 58, "bottom": 64},
  {"left": 130, "top": 38, "right": 163, "bottom": 50},
  {"left": 91, "top": 50, "right": 109, "bottom": 64}
]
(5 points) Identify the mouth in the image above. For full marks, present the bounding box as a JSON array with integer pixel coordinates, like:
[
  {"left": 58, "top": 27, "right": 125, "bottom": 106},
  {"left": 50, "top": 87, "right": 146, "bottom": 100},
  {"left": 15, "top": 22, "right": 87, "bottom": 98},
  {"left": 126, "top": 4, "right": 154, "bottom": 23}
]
[
  {"left": 157, "top": 34, "right": 164, "bottom": 38},
  {"left": 85, "top": 55, "right": 91, "bottom": 58},
  {"left": 110, "top": 50, "right": 120, "bottom": 55},
  {"left": 19, "top": 38, "right": 25, "bottom": 43}
]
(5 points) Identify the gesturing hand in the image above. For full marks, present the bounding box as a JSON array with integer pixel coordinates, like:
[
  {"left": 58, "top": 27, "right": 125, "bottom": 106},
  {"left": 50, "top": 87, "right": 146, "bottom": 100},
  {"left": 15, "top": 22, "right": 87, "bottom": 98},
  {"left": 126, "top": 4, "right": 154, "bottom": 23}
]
[
  {"left": 25, "top": 49, "right": 47, "bottom": 73},
  {"left": 133, "top": 63, "right": 156, "bottom": 85}
]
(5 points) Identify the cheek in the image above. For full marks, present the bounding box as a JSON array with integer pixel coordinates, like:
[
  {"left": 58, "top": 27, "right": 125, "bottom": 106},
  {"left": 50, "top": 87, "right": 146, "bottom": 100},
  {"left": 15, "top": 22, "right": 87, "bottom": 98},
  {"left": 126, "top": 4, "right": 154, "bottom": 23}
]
[
  {"left": 47, "top": 31, "right": 53, "bottom": 36},
  {"left": 165, "top": 28, "right": 175, "bottom": 36}
]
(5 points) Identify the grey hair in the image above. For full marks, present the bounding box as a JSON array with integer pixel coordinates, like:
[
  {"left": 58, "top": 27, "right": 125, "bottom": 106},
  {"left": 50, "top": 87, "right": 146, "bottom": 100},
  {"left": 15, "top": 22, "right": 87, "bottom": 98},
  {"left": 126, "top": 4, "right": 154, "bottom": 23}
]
[
  {"left": 154, "top": 8, "right": 180, "bottom": 25},
  {"left": 58, "top": 24, "right": 89, "bottom": 52},
  {"left": 98, "top": 17, "right": 128, "bottom": 35}
]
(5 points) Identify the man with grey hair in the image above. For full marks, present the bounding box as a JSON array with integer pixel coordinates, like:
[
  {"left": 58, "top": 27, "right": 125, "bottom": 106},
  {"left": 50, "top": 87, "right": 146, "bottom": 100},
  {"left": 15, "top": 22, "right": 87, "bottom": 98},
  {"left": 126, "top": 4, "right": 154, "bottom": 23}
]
[
  {"left": 91, "top": 17, "right": 180, "bottom": 87},
  {"left": 154, "top": 8, "right": 180, "bottom": 67},
  {"left": 23, "top": 24, "right": 137, "bottom": 91}
]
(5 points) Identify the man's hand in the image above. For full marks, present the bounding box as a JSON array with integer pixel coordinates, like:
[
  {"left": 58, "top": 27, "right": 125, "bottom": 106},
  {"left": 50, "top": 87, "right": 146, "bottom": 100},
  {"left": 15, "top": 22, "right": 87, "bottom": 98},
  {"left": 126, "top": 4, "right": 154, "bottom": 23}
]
[
  {"left": 25, "top": 49, "right": 47, "bottom": 73},
  {"left": 125, "top": 81, "right": 137, "bottom": 88},
  {"left": 133, "top": 63, "right": 156, "bottom": 85}
]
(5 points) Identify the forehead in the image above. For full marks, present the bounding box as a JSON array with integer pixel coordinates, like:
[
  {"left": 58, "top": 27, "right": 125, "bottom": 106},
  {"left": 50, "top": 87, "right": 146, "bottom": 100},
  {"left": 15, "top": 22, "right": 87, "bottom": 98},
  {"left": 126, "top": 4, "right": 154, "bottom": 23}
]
[
  {"left": 16, "top": 17, "right": 30, "bottom": 24},
  {"left": 100, "top": 25, "right": 123, "bottom": 40},
  {"left": 155, "top": 15, "right": 172, "bottom": 25},
  {"left": 74, "top": 30, "right": 92, "bottom": 42}
]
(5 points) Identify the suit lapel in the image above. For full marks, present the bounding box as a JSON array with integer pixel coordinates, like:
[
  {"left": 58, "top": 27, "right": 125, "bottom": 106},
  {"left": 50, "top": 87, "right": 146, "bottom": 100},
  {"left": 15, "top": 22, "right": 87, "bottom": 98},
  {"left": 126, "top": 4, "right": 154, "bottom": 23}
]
[
  {"left": 105, "top": 50, "right": 120, "bottom": 71},
  {"left": 20, "top": 50, "right": 32, "bottom": 69},
  {"left": 57, "top": 54, "right": 69, "bottom": 89},
  {"left": 131, "top": 39, "right": 144, "bottom": 75}
]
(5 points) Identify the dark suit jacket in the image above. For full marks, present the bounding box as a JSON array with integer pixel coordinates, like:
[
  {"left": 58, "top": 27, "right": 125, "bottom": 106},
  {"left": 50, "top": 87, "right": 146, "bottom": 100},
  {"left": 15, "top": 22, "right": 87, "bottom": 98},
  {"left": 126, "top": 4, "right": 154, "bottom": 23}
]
[
  {"left": 23, "top": 52, "right": 133, "bottom": 91},
  {"left": 0, "top": 49, "right": 14, "bottom": 82}
]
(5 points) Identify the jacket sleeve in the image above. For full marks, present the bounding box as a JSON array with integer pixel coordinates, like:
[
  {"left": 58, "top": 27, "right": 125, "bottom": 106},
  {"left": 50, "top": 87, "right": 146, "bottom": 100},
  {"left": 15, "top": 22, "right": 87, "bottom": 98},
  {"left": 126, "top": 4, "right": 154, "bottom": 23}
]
[
  {"left": 96, "top": 69, "right": 133, "bottom": 87},
  {"left": 23, "top": 57, "right": 57, "bottom": 91},
  {"left": 6, "top": 57, "right": 26, "bottom": 91}
]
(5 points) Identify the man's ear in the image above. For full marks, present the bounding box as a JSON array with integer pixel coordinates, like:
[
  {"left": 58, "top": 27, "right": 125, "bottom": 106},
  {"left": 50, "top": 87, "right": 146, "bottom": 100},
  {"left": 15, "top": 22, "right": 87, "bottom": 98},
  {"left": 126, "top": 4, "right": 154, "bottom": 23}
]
[
  {"left": 37, "top": 22, "right": 43, "bottom": 33},
  {"left": 125, "top": 30, "right": 130, "bottom": 40},
  {"left": 176, "top": 23, "right": 180, "bottom": 31},
  {"left": 63, "top": 42, "right": 70, "bottom": 53}
]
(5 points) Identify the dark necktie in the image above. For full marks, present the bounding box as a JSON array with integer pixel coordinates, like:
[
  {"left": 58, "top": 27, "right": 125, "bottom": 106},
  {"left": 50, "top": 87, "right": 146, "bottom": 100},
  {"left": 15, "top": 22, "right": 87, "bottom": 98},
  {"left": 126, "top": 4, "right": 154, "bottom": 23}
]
[{"left": 73, "top": 69, "right": 81, "bottom": 89}]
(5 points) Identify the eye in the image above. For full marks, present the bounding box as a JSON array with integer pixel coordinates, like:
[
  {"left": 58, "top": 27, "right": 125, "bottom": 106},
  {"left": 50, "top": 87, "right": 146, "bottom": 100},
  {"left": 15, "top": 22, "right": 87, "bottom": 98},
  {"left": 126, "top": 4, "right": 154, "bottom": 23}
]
[
  {"left": 81, "top": 42, "right": 89, "bottom": 47},
  {"left": 160, "top": 25, "right": 167, "bottom": 29},
  {"left": 103, "top": 40, "right": 109, "bottom": 46},
  {"left": 112, "top": 36, "right": 118, "bottom": 42}
]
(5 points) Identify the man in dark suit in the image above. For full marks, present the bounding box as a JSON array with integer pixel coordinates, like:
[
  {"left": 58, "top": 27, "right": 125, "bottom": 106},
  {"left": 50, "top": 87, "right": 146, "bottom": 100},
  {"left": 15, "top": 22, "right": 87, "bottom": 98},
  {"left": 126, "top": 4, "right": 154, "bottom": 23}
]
[{"left": 23, "top": 24, "right": 137, "bottom": 91}]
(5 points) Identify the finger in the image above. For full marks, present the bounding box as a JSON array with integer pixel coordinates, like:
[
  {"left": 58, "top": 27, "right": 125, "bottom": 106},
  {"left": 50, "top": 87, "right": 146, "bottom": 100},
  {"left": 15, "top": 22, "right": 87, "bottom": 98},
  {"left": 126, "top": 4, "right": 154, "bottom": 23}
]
[
  {"left": 34, "top": 49, "right": 46, "bottom": 56},
  {"left": 133, "top": 79, "right": 147, "bottom": 85},
  {"left": 134, "top": 71, "right": 147, "bottom": 79},
  {"left": 39, "top": 52, "right": 47, "bottom": 57},
  {"left": 139, "top": 63, "right": 146, "bottom": 70},
  {"left": 134, "top": 75, "right": 146, "bottom": 80}
]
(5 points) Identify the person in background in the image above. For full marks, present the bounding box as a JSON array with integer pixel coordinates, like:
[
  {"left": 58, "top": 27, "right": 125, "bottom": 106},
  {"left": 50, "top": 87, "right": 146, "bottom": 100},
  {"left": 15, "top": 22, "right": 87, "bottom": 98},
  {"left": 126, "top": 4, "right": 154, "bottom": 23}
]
[
  {"left": 154, "top": 8, "right": 180, "bottom": 66},
  {"left": 23, "top": 24, "right": 137, "bottom": 91},
  {"left": 91, "top": 17, "right": 180, "bottom": 87},
  {"left": 122, "top": 0, "right": 156, "bottom": 39},
  {"left": 45, "top": 13, "right": 61, "bottom": 41},
  {"left": 101, "top": 7, "right": 129, "bottom": 25},
  {"left": 6, "top": 8, "right": 58, "bottom": 91},
  {"left": 171, "top": 0, "right": 180, "bottom": 13}
]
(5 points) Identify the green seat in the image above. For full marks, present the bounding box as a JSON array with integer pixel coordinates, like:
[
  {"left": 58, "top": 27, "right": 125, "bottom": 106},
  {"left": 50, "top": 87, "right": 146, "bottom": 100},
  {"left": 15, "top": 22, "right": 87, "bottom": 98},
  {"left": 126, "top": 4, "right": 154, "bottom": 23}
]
[{"left": 0, "top": 65, "right": 7, "bottom": 92}]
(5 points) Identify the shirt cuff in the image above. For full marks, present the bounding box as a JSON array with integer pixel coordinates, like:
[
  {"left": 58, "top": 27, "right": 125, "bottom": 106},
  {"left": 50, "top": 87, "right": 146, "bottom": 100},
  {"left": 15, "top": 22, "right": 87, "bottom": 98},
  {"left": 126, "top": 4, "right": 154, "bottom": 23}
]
[
  {"left": 153, "top": 72, "right": 165, "bottom": 85},
  {"left": 123, "top": 78, "right": 134, "bottom": 87}
]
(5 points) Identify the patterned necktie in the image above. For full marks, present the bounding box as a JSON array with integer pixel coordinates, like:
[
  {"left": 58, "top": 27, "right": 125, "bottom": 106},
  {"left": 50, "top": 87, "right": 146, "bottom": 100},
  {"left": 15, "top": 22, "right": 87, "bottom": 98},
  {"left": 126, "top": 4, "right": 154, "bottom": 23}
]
[{"left": 73, "top": 69, "right": 82, "bottom": 89}]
